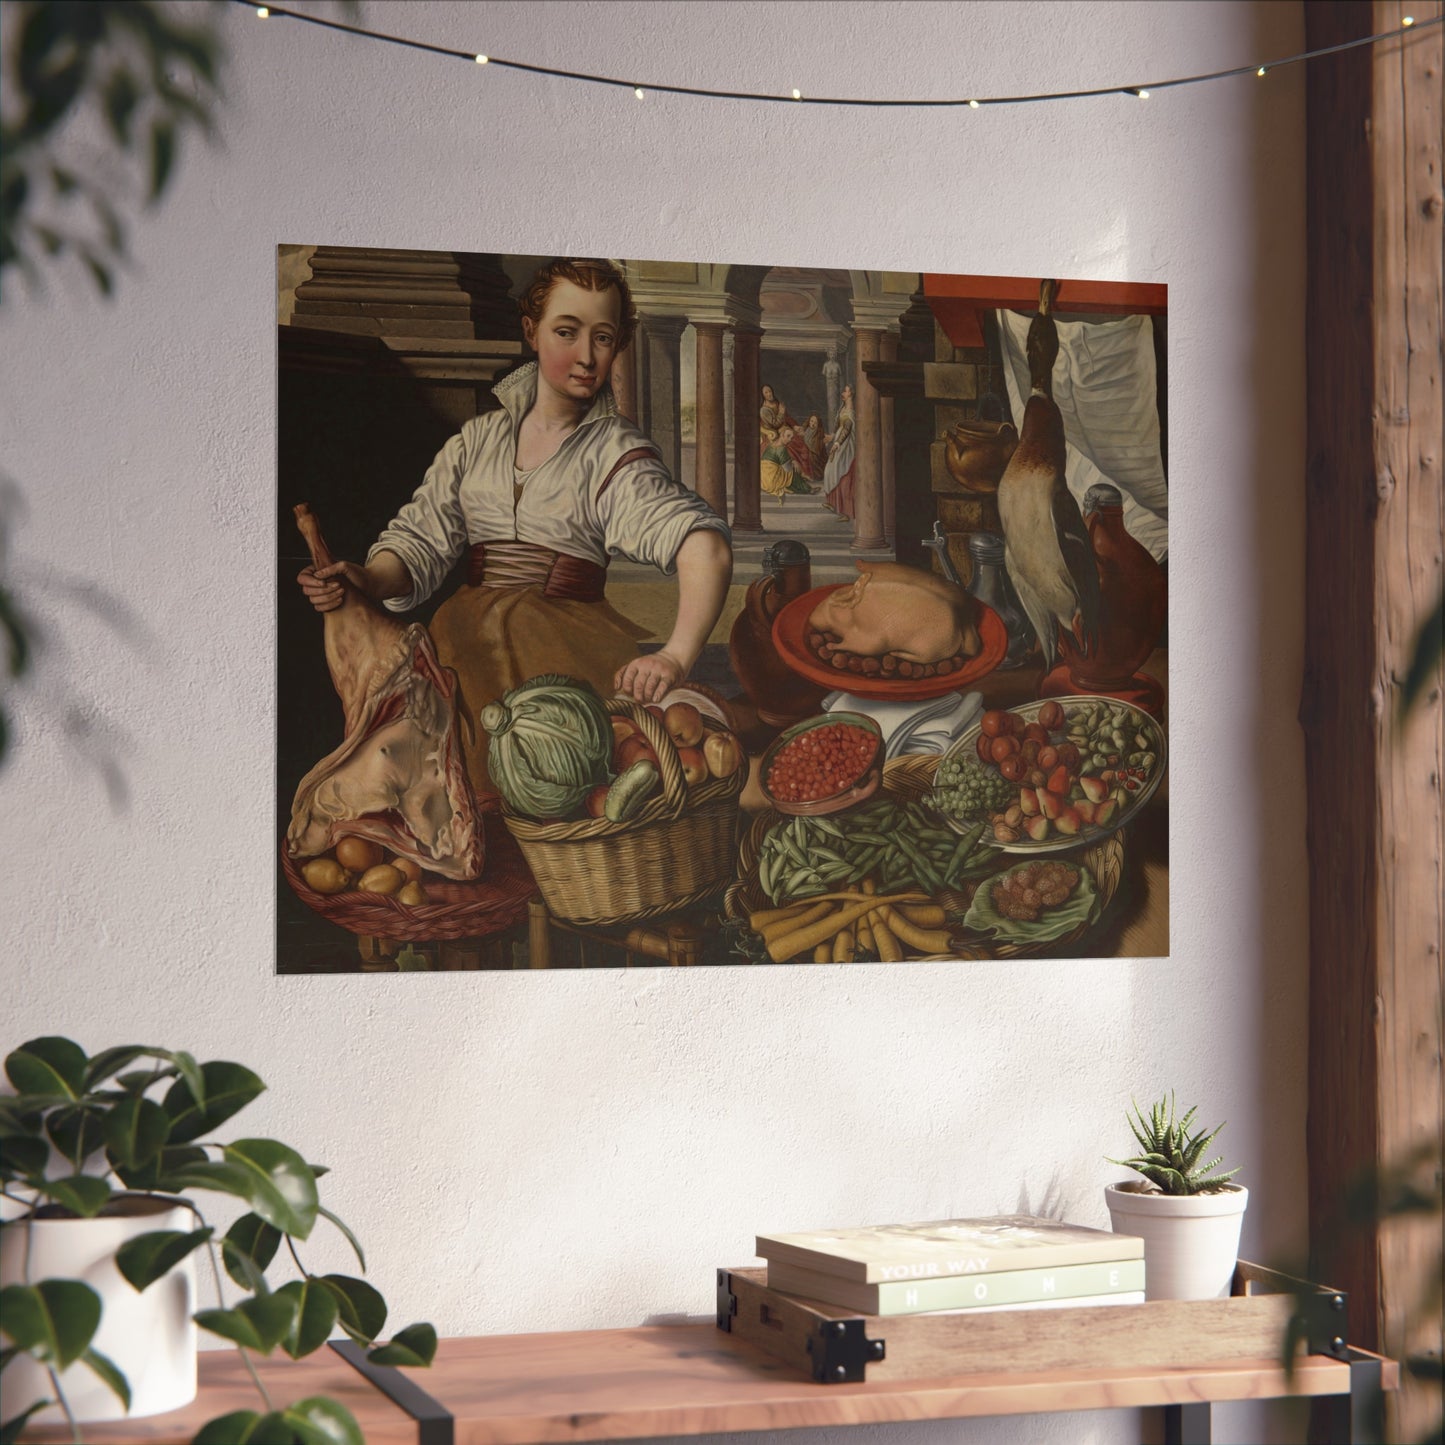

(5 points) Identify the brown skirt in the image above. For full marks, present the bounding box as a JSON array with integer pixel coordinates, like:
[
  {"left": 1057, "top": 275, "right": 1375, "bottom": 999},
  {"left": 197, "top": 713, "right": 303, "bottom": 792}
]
[{"left": 428, "top": 584, "right": 650, "bottom": 799}]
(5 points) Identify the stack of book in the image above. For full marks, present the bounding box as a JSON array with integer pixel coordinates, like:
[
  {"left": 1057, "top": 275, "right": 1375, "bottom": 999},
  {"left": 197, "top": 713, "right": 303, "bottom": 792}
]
[{"left": 756, "top": 1215, "right": 1145, "bottom": 1316}]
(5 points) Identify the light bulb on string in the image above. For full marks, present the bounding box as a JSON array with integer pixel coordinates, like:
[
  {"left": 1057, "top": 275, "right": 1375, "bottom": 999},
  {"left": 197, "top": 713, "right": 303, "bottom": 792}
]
[
  {"left": 1257, "top": 66, "right": 1267, "bottom": 77},
  {"left": 1403, "top": 14, "right": 1415, "bottom": 24},
  {"left": 634, "top": 86, "right": 645, "bottom": 100},
  {"left": 475, "top": 53, "right": 488, "bottom": 64},
  {"left": 255, "top": 4, "right": 268, "bottom": 14},
  {"left": 1136, "top": 88, "right": 1149, "bottom": 99},
  {"left": 791, "top": 88, "right": 802, "bottom": 100},
  {"left": 968, "top": 99, "right": 979, "bottom": 109}
]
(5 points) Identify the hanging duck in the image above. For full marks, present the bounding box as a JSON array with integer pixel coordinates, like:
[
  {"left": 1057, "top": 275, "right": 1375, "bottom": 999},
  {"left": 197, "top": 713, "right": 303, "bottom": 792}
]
[{"left": 996, "top": 277, "right": 1101, "bottom": 671}]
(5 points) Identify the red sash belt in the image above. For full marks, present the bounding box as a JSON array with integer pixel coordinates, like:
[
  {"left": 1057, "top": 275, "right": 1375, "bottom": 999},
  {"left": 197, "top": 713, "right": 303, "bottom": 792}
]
[{"left": 466, "top": 541, "right": 608, "bottom": 602}]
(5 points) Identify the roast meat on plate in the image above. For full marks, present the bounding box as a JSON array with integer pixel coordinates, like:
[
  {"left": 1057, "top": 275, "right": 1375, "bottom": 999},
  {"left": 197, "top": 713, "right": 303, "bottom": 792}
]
[{"left": 808, "top": 560, "right": 981, "bottom": 664}]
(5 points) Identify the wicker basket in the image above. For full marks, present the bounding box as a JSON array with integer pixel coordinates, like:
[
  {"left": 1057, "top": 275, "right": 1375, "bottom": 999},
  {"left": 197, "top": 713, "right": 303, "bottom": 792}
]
[
  {"left": 282, "top": 815, "right": 536, "bottom": 942},
  {"left": 724, "top": 754, "right": 1124, "bottom": 960},
  {"left": 500, "top": 696, "right": 745, "bottom": 926}
]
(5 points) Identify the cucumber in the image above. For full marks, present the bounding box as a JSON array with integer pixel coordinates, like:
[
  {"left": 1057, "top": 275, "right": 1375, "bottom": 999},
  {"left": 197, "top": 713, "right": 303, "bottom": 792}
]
[{"left": 604, "top": 759, "right": 660, "bottom": 824}]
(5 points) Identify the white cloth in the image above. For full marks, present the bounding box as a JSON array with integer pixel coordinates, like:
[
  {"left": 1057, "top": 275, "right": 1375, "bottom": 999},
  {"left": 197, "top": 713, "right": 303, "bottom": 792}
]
[
  {"left": 369, "top": 362, "right": 730, "bottom": 610},
  {"left": 997, "top": 311, "right": 1169, "bottom": 562},
  {"left": 822, "top": 689, "right": 983, "bottom": 760}
]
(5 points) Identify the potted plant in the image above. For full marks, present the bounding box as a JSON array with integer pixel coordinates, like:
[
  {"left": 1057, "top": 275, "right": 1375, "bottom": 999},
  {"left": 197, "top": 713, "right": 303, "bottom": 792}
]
[
  {"left": 1104, "top": 1092, "right": 1248, "bottom": 1301},
  {"left": 0, "top": 1035, "right": 436, "bottom": 1443}
]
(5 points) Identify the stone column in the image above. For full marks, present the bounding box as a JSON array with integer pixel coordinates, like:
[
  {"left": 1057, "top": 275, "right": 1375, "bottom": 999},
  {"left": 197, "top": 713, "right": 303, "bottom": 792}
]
[
  {"left": 851, "top": 328, "right": 887, "bottom": 550},
  {"left": 722, "top": 331, "right": 736, "bottom": 448},
  {"left": 643, "top": 316, "right": 687, "bottom": 479},
  {"left": 823, "top": 343, "right": 843, "bottom": 427},
  {"left": 692, "top": 322, "right": 728, "bottom": 517},
  {"left": 730, "top": 326, "right": 764, "bottom": 533},
  {"left": 879, "top": 331, "right": 898, "bottom": 543},
  {"left": 610, "top": 340, "right": 638, "bottom": 422}
]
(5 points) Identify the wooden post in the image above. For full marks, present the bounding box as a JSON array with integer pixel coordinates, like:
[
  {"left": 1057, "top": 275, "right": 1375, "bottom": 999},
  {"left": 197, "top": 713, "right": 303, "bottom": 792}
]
[{"left": 1303, "top": 5, "right": 1443, "bottom": 1439}]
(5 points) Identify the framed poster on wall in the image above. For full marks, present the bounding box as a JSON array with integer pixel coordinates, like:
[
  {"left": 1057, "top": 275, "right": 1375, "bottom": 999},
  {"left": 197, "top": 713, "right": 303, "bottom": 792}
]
[{"left": 276, "top": 247, "right": 1167, "bottom": 973}]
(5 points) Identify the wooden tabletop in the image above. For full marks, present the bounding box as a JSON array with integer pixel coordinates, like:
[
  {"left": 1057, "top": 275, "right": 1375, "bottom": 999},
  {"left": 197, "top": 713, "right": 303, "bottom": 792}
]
[{"left": 22, "top": 1322, "right": 1396, "bottom": 1445}]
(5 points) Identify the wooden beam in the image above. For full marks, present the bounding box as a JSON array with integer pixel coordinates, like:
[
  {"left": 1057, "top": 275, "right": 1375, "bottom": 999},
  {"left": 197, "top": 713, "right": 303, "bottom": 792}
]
[{"left": 1303, "top": 4, "right": 1443, "bottom": 1440}]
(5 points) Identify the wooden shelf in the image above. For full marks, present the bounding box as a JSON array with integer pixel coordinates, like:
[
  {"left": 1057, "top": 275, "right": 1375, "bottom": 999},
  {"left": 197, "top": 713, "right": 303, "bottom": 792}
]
[{"left": 21, "top": 1320, "right": 1397, "bottom": 1445}]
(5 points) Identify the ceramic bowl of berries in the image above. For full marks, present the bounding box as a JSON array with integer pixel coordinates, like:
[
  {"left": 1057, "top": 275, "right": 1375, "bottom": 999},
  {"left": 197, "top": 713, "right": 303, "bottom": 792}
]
[{"left": 759, "top": 711, "right": 884, "bottom": 817}]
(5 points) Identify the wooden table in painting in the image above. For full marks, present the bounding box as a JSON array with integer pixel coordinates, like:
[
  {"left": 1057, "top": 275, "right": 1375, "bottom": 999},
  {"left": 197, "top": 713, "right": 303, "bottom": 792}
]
[{"left": 25, "top": 1316, "right": 1394, "bottom": 1445}]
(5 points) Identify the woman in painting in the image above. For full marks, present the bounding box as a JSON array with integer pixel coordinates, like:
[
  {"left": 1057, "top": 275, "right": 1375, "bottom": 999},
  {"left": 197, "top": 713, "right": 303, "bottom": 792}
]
[
  {"left": 760, "top": 384, "right": 815, "bottom": 478},
  {"left": 760, "top": 425, "right": 813, "bottom": 498},
  {"left": 821, "top": 384, "right": 857, "bottom": 520},
  {"left": 801, "top": 412, "right": 827, "bottom": 480},
  {"left": 297, "top": 257, "right": 732, "bottom": 796}
]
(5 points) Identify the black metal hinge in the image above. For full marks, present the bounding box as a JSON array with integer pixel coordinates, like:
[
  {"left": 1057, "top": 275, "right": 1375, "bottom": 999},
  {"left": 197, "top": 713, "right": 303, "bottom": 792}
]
[
  {"left": 716, "top": 1268, "right": 738, "bottom": 1331},
  {"left": 805, "top": 1317, "right": 886, "bottom": 1383}
]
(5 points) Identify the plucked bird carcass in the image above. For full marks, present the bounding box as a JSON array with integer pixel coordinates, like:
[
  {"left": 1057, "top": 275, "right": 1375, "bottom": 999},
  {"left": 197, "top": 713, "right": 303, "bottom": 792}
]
[
  {"left": 996, "top": 279, "right": 1101, "bottom": 671},
  {"left": 286, "top": 504, "right": 483, "bottom": 881},
  {"left": 807, "top": 559, "right": 981, "bottom": 664}
]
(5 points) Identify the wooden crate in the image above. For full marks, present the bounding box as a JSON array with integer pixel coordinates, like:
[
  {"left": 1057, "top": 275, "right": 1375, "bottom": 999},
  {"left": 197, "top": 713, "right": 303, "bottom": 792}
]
[{"left": 717, "top": 1261, "right": 1353, "bottom": 1385}]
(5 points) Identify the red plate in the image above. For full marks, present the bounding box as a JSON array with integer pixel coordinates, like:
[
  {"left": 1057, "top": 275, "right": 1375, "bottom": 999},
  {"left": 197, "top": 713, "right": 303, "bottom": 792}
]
[{"left": 772, "top": 586, "right": 1007, "bottom": 700}]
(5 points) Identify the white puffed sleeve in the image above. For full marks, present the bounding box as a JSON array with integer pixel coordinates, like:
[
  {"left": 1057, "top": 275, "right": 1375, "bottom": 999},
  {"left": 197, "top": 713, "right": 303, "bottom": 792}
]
[
  {"left": 595, "top": 457, "right": 732, "bottom": 576},
  {"left": 368, "top": 418, "right": 485, "bottom": 610}
]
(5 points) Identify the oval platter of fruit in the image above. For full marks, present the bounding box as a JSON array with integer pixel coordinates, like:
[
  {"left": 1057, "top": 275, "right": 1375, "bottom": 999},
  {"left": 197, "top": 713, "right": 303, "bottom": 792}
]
[{"left": 933, "top": 696, "right": 1167, "bottom": 854}]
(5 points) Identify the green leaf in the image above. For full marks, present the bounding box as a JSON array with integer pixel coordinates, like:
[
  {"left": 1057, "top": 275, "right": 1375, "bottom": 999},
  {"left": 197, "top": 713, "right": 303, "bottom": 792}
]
[
  {"left": 0, "top": 1280, "right": 101, "bottom": 1368},
  {"left": 147, "top": 119, "right": 176, "bottom": 201},
  {"left": 282, "top": 1397, "right": 365, "bottom": 1445},
  {"left": 1, "top": 1400, "right": 53, "bottom": 1444},
  {"left": 102, "top": 1094, "right": 171, "bottom": 1169},
  {"left": 193, "top": 1410, "right": 298, "bottom": 1445},
  {"left": 85, "top": 1045, "right": 198, "bottom": 1103},
  {"left": 195, "top": 1292, "right": 298, "bottom": 1355},
  {"left": 6, "top": 1037, "right": 87, "bottom": 1099},
  {"left": 222, "top": 1213, "right": 281, "bottom": 1290},
  {"left": 318, "top": 1206, "right": 365, "bottom": 1273},
  {"left": 36, "top": 1173, "right": 112, "bottom": 1216},
  {"left": 0, "top": 1134, "right": 48, "bottom": 1181},
  {"left": 116, "top": 1226, "right": 213, "bottom": 1291},
  {"left": 318, "top": 1275, "right": 385, "bottom": 1346},
  {"left": 46, "top": 1103, "right": 108, "bottom": 1167},
  {"left": 276, "top": 1278, "right": 338, "bottom": 1359},
  {"left": 162, "top": 1061, "right": 264, "bottom": 1144},
  {"left": 367, "top": 1322, "right": 437, "bottom": 1368},
  {"left": 81, "top": 1346, "right": 131, "bottom": 1410},
  {"left": 114, "top": 1142, "right": 207, "bottom": 1192},
  {"left": 220, "top": 1139, "right": 318, "bottom": 1240}
]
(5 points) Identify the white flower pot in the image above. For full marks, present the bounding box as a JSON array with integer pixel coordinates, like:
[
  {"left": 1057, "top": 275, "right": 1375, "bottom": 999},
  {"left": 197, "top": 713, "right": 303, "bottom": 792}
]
[
  {"left": 1105, "top": 1181, "right": 1249, "bottom": 1301},
  {"left": 0, "top": 1194, "right": 198, "bottom": 1423}
]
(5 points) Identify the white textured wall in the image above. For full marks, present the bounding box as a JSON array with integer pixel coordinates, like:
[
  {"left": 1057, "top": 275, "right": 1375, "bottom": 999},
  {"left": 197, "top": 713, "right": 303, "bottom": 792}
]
[{"left": 1, "top": 3, "right": 1307, "bottom": 1442}]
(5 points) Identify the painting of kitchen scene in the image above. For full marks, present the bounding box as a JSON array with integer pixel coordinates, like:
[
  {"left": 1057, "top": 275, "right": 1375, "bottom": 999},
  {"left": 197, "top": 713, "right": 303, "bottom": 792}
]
[{"left": 276, "top": 248, "right": 1168, "bottom": 972}]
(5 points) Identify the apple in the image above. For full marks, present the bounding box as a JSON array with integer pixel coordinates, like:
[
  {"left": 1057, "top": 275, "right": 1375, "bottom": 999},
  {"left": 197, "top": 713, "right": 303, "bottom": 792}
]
[
  {"left": 611, "top": 716, "right": 641, "bottom": 748},
  {"left": 616, "top": 735, "right": 658, "bottom": 772},
  {"left": 704, "top": 730, "right": 743, "bottom": 779},
  {"left": 645, "top": 704, "right": 666, "bottom": 724},
  {"left": 664, "top": 701, "right": 704, "bottom": 748},
  {"left": 676, "top": 745, "right": 708, "bottom": 786},
  {"left": 584, "top": 784, "right": 611, "bottom": 818}
]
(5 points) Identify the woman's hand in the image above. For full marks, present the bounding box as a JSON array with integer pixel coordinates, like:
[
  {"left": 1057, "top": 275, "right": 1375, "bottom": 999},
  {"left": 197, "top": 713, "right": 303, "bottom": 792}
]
[
  {"left": 297, "top": 560, "right": 370, "bottom": 613},
  {"left": 615, "top": 650, "right": 684, "bottom": 703}
]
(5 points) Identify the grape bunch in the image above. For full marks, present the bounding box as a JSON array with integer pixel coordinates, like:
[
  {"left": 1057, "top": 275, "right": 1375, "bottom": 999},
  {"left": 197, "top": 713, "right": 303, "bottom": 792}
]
[{"left": 931, "top": 754, "right": 1016, "bottom": 820}]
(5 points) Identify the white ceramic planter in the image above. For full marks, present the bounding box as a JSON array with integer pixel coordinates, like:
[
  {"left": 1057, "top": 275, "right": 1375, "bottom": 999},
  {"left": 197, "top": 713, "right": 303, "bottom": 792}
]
[
  {"left": 0, "top": 1194, "right": 198, "bottom": 1423},
  {"left": 1105, "top": 1181, "right": 1249, "bottom": 1301}
]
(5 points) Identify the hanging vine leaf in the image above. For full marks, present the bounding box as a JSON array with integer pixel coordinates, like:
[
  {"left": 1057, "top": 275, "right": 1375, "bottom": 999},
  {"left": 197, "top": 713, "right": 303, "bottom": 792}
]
[
  {"left": 0, "top": 1280, "right": 101, "bottom": 1368},
  {"left": 115, "top": 1226, "right": 213, "bottom": 1291}
]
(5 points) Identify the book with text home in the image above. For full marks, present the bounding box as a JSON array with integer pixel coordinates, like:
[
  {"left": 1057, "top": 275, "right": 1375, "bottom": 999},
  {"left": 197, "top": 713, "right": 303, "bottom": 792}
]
[
  {"left": 766, "top": 1256, "right": 1146, "bottom": 1315},
  {"left": 756, "top": 1215, "right": 1143, "bottom": 1284}
]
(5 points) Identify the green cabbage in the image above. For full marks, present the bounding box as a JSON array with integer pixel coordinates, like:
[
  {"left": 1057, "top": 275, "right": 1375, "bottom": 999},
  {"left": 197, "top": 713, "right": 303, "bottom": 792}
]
[{"left": 481, "top": 674, "right": 613, "bottom": 819}]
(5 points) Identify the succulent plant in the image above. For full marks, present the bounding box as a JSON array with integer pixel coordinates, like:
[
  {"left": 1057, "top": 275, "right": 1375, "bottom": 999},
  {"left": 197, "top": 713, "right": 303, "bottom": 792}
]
[{"left": 1109, "top": 1092, "right": 1241, "bottom": 1196}]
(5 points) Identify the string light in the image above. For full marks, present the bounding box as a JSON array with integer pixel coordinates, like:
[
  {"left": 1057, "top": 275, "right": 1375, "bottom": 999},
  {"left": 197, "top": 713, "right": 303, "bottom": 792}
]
[{"left": 235, "top": 2, "right": 1440, "bottom": 110}]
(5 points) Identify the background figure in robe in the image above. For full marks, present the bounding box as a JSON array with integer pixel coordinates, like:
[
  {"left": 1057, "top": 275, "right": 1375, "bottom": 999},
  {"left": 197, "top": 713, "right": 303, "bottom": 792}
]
[
  {"left": 801, "top": 413, "right": 827, "bottom": 481},
  {"left": 821, "top": 384, "right": 856, "bottom": 520},
  {"left": 760, "top": 425, "right": 814, "bottom": 497},
  {"left": 761, "top": 383, "right": 818, "bottom": 479}
]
